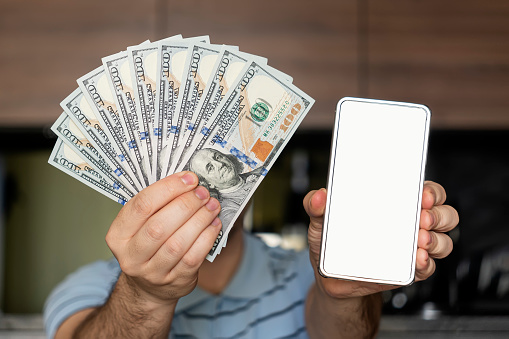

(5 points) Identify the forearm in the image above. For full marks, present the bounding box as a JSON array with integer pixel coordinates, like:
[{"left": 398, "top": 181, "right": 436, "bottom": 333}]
[
  {"left": 73, "top": 273, "right": 176, "bottom": 338},
  {"left": 305, "top": 283, "right": 382, "bottom": 339}
]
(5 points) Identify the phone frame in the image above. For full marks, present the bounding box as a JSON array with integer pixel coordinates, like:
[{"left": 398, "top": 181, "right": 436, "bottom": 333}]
[{"left": 318, "top": 97, "right": 431, "bottom": 286}]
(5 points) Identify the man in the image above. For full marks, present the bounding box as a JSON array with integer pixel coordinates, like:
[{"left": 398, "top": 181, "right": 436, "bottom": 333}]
[
  {"left": 188, "top": 148, "right": 263, "bottom": 227},
  {"left": 44, "top": 171, "right": 458, "bottom": 338}
]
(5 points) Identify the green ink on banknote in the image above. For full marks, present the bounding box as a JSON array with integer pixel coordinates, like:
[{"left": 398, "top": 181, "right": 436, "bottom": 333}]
[{"left": 250, "top": 102, "right": 270, "bottom": 122}]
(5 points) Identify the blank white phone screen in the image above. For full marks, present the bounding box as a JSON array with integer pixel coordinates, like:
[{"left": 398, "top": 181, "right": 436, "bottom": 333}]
[{"left": 320, "top": 98, "right": 430, "bottom": 285}]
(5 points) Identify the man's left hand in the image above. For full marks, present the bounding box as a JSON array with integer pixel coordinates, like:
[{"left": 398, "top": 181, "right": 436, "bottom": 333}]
[{"left": 304, "top": 180, "right": 459, "bottom": 298}]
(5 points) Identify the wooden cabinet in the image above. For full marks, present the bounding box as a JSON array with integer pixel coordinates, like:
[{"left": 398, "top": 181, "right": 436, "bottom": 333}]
[
  {"left": 366, "top": 0, "right": 509, "bottom": 128},
  {"left": 0, "top": 0, "right": 508, "bottom": 129},
  {"left": 0, "top": 0, "right": 157, "bottom": 127},
  {"left": 159, "top": 0, "right": 358, "bottom": 130}
]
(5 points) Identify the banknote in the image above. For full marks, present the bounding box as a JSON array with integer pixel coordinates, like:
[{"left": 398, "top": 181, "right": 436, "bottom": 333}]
[
  {"left": 126, "top": 36, "right": 186, "bottom": 183},
  {"left": 178, "top": 61, "right": 314, "bottom": 260},
  {"left": 154, "top": 42, "right": 191, "bottom": 180},
  {"left": 102, "top": 51, "right": 151, "bottom": 187},
  {"left": 51, "top": 112, "right": 135, "bottom": 200},
  {"left": 60, "top": 88, "right": 139, "bottom": 194},
  {"left": 152, "top": 37, "right": 210, "bottom": 181},
  {"left": 49, "top": 138, "right": 131, "bottom": 204},
  {"left": 128, "top": 43, "right": 161, "bottom": 183},
  {"left": 165, "top": 43, "right": 236, "bottom": 175},
  {"left": 77, "top": 66, "right": 145, "bottom": 191},
  {"left": 50, "top": 35, "right": 315, "bottom": 262},
  {"left": 175, "top": 48, "right": 268, "bottom": 171}
]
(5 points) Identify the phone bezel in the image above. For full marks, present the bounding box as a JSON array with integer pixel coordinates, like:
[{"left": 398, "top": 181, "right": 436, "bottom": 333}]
[{"left": 318, "top": 97, "right": 431, "bottom": 286}]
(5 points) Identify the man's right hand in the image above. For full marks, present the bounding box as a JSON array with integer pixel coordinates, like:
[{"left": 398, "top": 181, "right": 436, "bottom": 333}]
[
  {"left": 55, "top": 172, "right": 221, "bottom": 338},
  {"left": 106, "top": 171, "right": 222, "bottom": 307}
]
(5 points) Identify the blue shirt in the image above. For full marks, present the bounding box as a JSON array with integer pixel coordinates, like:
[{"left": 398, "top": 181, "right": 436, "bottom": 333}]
[{"left": 44, "top": 232, "right": 315, "bottom": 339}]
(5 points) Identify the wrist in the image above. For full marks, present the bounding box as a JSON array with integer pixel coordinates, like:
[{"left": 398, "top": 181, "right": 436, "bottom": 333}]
[
  {"left": 119, "top": 273, "right": 179, "bottom": 312},
  {"left": 313, "top": 279, "right": 365, "bottom": 308}
]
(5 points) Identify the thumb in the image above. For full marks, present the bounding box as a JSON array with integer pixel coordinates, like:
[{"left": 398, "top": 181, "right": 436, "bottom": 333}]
[
  {"left": 303, "top": 188, "right": 327, "bottom": 227},
  {"left": 304, "top": 189, "right": 327, "bottom": 261}
]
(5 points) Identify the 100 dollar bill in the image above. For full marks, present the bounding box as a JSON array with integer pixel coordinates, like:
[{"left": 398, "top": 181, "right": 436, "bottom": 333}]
[
  {"left": 178, "top": 61, "right": 314, "bottom": 260},
  {"left": 166, "top": 43, "right": 228, "bottom": 175},
  {"left": 166, "top": 43, "right": 229, "bottom": 175},
  {"left": 176, "top": 48, "right": 268, "bottom": 170},
  {"left": 103, "top": 51, "right": 151, "bottom": 187},
  {"left": 51, "top": 112, "right": 135, "bottom": 200},
  {"left": 128, "top": 44, "right": 160, "bottom": 183},
  {"left": 154, "top": 37, "right": 209, "bottom": 181},
  {"left": 49, "top": 139, "right": 130, "bottom": 204},
  {"left": 126, "top": 36, "right": 185, "bottom": 183},
  {"left": 60, "top": 88, "right": 139, "bottom": 194},
  {"left": 155, "top": 41, "right": 194, "bottom": 179},
  {"left": 77, "top": 66, "right": 144, "bottom": 191}
]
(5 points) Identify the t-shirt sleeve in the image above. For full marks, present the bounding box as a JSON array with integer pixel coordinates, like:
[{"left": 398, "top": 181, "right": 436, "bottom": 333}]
[
  {"left": 294, "top": 248, "right": 316, "bottom": 292},
  {"left": 43, "top": 258, "right": 121, "bottom": 339}
]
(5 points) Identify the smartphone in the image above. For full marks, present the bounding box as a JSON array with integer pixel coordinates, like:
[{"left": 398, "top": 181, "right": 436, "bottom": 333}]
[{"left": 319, "top": 97, "right": 431, "bottom": 285}]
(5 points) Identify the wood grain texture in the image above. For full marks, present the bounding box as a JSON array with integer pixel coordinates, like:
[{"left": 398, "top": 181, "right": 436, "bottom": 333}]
[
  {"left": 137, "top": 0, "right": 358, "bottom": 130},
  {"left": 0, "top": 0, "right": 158, "bottom": 127},
  {"left": 1, "top": 0, "right": 508, "bottom": 129},
  {"left": 366, "top": 0, "right": 509, "bottom": 128}
]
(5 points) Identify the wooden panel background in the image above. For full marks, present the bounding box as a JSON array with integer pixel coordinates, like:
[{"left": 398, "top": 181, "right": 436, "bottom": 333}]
[
  {"left": 1, "top": 0, "right": 509, "bottom": 128},
  {"left": 0, "top": 0, "right": 357, "bottom": 130},
  {"left": 159, "top": 0, "right": 359, "bottom": 130},
  {"left": 0, "top": 0, "right": 157, "bottom": 127},
  {"left": 367, "top": 0, "right": 509, "bottom": 128}
]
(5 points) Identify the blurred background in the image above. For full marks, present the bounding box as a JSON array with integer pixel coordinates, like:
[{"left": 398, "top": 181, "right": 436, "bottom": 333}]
[{"left": 1, "top": 0, "right": 509, "bottom": 336}]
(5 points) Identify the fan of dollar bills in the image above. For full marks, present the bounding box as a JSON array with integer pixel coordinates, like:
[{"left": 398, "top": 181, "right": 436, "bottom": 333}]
[{"left": 49, "top": 34, "right": 314, "bottom": 260}]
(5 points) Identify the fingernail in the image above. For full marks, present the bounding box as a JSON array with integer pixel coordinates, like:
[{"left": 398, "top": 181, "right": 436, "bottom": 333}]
[
  {"left": 194, "top": 186, "right": 209, "bottom": 200},
  {"left": 181, "top": 172, "right": 196, "bottom": 185},
  {"left": 205, "top": 198, "right": 219, "bottom": 211},
  {"left": 211, "top": 217, "right": 221, "bottom": 227},
  {"left": 427, "top": 211, "right": 435, "bottom": 226}
]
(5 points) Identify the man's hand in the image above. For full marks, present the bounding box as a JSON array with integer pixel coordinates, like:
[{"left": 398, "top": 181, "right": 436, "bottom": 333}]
[
  {"left": 305, "top": 180, "right": 458, "bottom": 296},
  {"left": 56, "top": 172, "right": 222, "bottom": 339},
  {"left": 106, "top": 171, "right": 222, "bottom": 306},
  {"left": 303, "top": 181, "right": 459, "bottom": 338}
]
